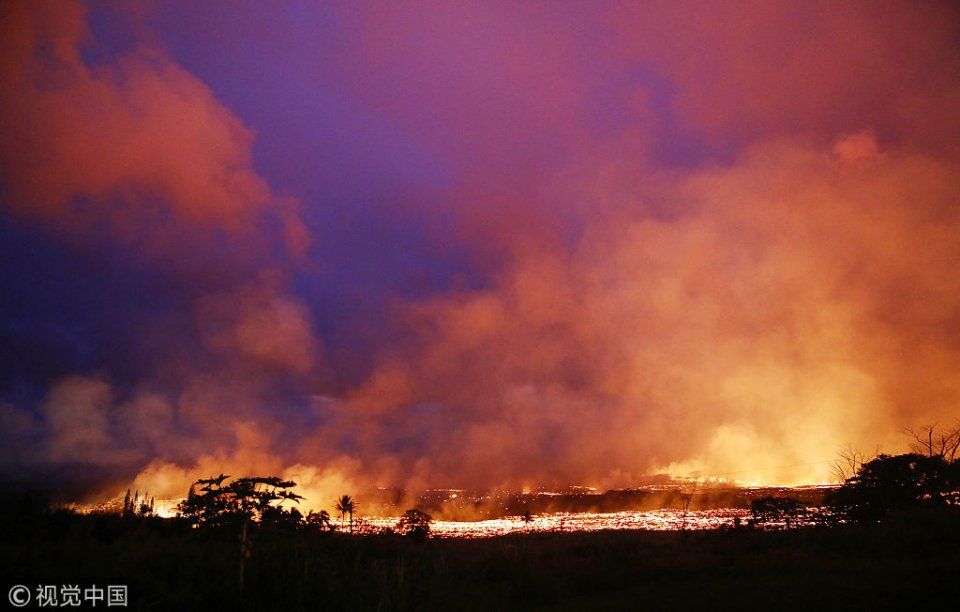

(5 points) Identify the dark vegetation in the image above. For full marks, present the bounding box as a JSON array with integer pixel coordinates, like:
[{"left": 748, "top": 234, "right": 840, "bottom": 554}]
[
  {"left": 2, "top": 501, "right": 957, "bottom": 610},
  {"left": 825, "top": 424, "right": 960, "bottom": 523},
  {"left": 395, "top": 509, "right": 433, "bottom": 542},
  {"left": 1, "top": 425, "right": 958, "bottom": 610}
]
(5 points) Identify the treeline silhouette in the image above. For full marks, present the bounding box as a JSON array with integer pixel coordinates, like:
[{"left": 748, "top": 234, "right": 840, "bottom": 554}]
[
  {"left": 828, "top": 452, "right": 959, "bottom": 521},
  {"left": 176, "top": 475, "right": 431, "bottom": 538},
  {"left": 744, "top": 424, "right": 960, "bottom": 528},
  {"left": 173, "top": 474, "right": 433, "bottom": 588},
  {"left": 746, "top": 452, "right": 960, "bottom": 528}
]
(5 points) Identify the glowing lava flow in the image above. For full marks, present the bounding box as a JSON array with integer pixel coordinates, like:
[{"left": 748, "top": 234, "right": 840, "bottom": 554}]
[{"left": 365, "top": 509, "right": 753, "bottom": 538}]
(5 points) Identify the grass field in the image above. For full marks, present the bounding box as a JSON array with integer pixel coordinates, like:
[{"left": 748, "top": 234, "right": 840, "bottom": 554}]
[{"left": 2, "top": 506, "right": 958, "bottom": 610}]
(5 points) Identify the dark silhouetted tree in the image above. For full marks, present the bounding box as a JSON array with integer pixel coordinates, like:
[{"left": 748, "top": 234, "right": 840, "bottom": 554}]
[
  {"left": 261, "top": 505, "right": 303, "bottom": 530},
  {"left": 176, "top": 474, "right": 303, "bottom": 527},
  {"left": 827, "top": 453, "right": 958, "bottom": 522},
  {"left": 138, "top": 492, "right": 153, "bottom": 516},
  {"left": 335, "top": 495, "right": 356, "bottom": 534},
  {"left": 121, "top": 489, "right": 133, "bottom": 518},
  {"left": 904, "top": 424, "right": 960, "bottom": 462},
  {"left": 395, "top": 508, "right": 432, "bottom": 541},
  {"left": 306, "top": 509, "right": 333, "bottom": 532},
  {"left": 176, "top": 474, "right": 304, "bottom": 589},
  {"left": 831, "top": 445, "right": 870, "bottom": 483}
]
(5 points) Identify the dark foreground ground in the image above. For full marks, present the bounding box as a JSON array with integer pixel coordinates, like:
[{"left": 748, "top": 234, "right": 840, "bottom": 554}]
[{"left": 2, "top": 508, "right": 958, "bottom": 610}]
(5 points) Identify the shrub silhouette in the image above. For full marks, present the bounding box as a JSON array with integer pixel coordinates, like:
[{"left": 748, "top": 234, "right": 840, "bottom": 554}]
[
  {"left": 395, "top": 508, "right": 432, "bottom": 541},
  {"left": 827, "top": 453, "right": 959, "bottom": 522},
  {"left": 750, "top": 496, "right": 805, "bottom": 527},
  {"left": 305, "top": 509, "right": 333, "bottom": 532},
  {"left": 260, "top": 505, "right": 304, "bottom": 530}
]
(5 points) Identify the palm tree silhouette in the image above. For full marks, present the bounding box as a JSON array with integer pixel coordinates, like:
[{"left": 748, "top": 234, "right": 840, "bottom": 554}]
[
  {"left": 335, "top": 495, "right": 356, "bottom": 534},
  {"left": 317, "top": 509, "right": 332, "bottom": 531},
  {"left": 307, "top": 509, "right": 332, "bottom": 532}
]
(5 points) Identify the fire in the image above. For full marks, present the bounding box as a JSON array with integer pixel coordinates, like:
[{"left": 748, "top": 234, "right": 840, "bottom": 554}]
[
  {"left": 366, "top": 510, "right": 751, "bottom": 538},
  {"left": 74, "top": 498, "right": 181, "bottom": 519}
]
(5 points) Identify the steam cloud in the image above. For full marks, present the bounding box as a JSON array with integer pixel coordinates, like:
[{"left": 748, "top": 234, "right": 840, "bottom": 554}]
[{"left": 1, "top": 0, "right": 959, "bottom": 510}]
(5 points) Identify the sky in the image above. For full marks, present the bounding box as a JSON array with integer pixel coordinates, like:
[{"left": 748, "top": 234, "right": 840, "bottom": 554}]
[{"left": 2, "top": 0, "right": 959, "bottom": 507}]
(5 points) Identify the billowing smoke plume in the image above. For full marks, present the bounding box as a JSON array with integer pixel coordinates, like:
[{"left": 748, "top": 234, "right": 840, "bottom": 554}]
[{"left": 1, "top": 0, "right": 959, "bottom": 510}]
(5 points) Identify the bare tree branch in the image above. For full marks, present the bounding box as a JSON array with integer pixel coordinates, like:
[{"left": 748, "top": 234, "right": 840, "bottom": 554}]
[
  {"left": 832, "top": 444, "right": 866, "bottom": 483},
  {"left": 902, "top": 423, "right": 960, "bottom": 460}
]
